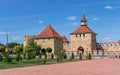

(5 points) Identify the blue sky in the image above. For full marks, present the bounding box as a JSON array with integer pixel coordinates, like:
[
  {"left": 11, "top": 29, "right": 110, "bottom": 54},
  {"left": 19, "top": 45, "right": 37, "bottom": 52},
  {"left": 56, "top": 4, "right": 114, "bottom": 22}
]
[{"left": 0, "top": 0, "right": 120, "bottom": 44}]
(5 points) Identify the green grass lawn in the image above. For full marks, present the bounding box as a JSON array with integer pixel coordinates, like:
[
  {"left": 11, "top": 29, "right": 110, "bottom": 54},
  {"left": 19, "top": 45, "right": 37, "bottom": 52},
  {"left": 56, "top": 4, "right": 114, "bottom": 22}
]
[
  {"left": 0, "top": 59, "right": 57, "bottom": 69},
  {"left": 0, "top": 58, "right": 83, "bottom": 69}
]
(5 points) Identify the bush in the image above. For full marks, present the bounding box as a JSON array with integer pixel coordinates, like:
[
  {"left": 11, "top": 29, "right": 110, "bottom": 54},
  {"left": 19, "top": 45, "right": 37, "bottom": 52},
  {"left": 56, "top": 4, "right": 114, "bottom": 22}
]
[
  {"left": 56, "top": 56, "right": 60, "bottom": 63},
  {"left": 51, "top": 53, "right": 54, "bottom": 59},
  {"left": 71, "top": 52, "right": 74, "bottom": 59},
  {"left": 86, "top": 53, "right": 91, "bottom": 60},
  {"left": 15, "top": 54, "right": 22, "bottom": 61},
  {"left": 70, "top": 56, "right": 72, "bottom": 61},
  {"left": 23, "top": 53, "right": 26, "bottom": 59},
  {"left": 79, "top": 53, "right": 82, "bottom": 60},
  {"left": 42, "top": 58, "right": 47, "bottom": 64},
  {"left": 63, "top": 53, "right": 67, "bottom": 59},
  {"left": 0, "top": 55, "right": 3, "bottom": 62},
  {"left": 3, "top": 52, "right": 12, "bottom": 62},
  {"left": 45, "top": 53, "right": 47, "bottom": 58}
]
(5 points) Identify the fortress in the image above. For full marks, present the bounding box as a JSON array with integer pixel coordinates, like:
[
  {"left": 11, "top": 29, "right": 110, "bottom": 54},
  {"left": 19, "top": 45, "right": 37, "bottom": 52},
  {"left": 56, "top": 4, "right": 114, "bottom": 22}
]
[{"left": 24, "top": 15, "right": 120, "bottom": 55}]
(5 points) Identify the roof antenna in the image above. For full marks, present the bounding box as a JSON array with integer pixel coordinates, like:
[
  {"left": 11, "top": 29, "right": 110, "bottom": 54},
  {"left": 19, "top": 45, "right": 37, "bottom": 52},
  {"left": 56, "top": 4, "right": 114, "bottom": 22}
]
[{"left": 82, "top": 9, "right": 85, "bottom": 16}]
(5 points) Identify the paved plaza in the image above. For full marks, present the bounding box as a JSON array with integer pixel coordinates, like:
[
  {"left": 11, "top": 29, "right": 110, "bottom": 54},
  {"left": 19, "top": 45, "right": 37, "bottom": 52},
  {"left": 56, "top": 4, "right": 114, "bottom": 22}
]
[{"left": 0, "top": 59, "right": 120, "bottom": 75}]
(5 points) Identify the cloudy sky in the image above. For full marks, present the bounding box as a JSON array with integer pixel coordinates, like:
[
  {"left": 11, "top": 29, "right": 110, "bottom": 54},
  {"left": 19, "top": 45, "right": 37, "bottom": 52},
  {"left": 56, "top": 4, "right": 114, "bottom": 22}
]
[{"left": 0, "top": 0, "right": 120, "bottom": 44}]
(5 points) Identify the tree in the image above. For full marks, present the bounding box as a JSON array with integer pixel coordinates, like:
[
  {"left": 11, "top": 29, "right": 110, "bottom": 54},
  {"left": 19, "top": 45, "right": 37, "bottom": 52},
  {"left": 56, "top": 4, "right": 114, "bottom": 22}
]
[
  {"left": 0, "top": 46, "right": 5, "bottom": 52},
  {"left": 8, "top": 42, "right": 20, "bottom": 48},
  {"left": 79, "top": 53, "right": 82, "bottom": 60},
  {"left": 46, "top": 47, "right": 52, "bottom": 53},
  {"left": 27, "top": 38, "right": 41, "bottom": 57},
  {"left": 86, "top": 53, "right": 92, "bottom": 60},
  {"left": 71, "top": 52, "right": 74, "bottom": 59},
  {"left": 24, "top": 46, "right": 34, "bottom": 60},
  {"left": 51, "top": 53, "right": 54, "bottom": 59},
  {"left": 13, "top": 46, "right": 23, "bottom": 61},
  {"left": 24, "top": 46, "right": 33, "bottom": 52},
  {"left": 13, "top": 46, "right": 23, "bottom": 54}
]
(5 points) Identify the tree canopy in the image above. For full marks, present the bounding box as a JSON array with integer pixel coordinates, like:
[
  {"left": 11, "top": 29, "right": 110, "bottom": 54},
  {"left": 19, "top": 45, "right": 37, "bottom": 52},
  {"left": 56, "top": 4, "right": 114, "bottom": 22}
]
[
  {"left": 0, "top": 46, "right": 5, "bottom": 52},
  {"left": 24, "top": 46, "right": 33, "bottom": 52},
  {"left": 13, "top": 46, "right": 23, "bottom": 53},
  {"left": 8, "top": 42, "right": 21, "bottom": 48},
  {"left": 46, "top": 47, "right": 52, "bottom": 53}
]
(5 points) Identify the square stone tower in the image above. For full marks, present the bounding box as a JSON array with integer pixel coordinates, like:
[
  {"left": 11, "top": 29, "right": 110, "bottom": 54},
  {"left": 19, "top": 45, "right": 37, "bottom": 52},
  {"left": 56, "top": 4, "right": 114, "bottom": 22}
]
[
  {"left": 70, "top": 15, "right": 97, "bottom": 54},
  {"left": 34, "top": 24, "right": 63, "bottom": 54}
]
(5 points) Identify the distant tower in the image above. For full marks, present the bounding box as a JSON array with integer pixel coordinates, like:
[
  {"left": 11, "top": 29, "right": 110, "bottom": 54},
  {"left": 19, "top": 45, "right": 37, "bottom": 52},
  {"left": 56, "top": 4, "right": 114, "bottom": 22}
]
[
  {"left": 34, "top": 24, "right": 63, "bottom": 54},
  {"left": 70, "top": 15, "right": 97, "bottom": 54}
]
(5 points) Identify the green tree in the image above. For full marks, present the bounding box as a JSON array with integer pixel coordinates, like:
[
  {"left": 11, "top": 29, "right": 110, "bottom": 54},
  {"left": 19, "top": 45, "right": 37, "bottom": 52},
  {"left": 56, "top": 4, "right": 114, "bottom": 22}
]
[
  {"left": 71, "top": 52, "right": 74, "bottom": 60},
  {"left": 13, "top": 46, "right": 23, "bottom": 61},
  {"left": 24, "top": 46, "right": 33, "bottom": 52},
  {"left": 79, "top": 53, "right": 82, "bottom": 60},
  {"left": 13, "top": 46, "right": 23, "bottom": 54},
  {"left": 0, "top": 46, "right": 5, "bottom": 52},
  {"left": 8, "top": 42, "right": 20, "bottom": 49},
  {"left": 46, "top": 47, "right": 52, "bottom": 53},
  {"left": 51, "top": 53, "right": 54, "bottom": 59},
  {"left": 24, "top": 46, "right": 33, "bottom": 60},
  {"left": 27, "top": 38, "right": 41, "bottom": 57},
  {"left": 86, "top": 53, "right": 92, "bottom": 60}
]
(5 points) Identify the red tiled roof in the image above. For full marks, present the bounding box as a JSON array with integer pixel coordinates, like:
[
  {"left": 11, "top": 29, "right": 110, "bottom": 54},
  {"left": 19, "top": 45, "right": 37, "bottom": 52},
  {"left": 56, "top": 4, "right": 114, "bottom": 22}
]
[
  {"left": 34, "top": 24, "right": 62, "bottom": 39},
  {"left": 117, "top": 39, "right": 120, "bottom": 43},
  {"left": 71, "top": 15, "right": 96, "bottom": 35},
  {"left": 62, "top": 36, "right": 70, "bottom": 43},
  {"left": 81, "top": 15, "right": 87, "bottom": 22},
  {"left": 70, "top": 25, "right": 96, "bottom": 35}
]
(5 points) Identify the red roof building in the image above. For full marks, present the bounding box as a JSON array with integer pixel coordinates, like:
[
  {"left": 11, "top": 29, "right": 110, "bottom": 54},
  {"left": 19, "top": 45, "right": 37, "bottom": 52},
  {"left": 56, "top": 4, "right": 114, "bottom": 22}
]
[
  {"left": 62, "top": 36, "right": 70, "bottom": 43},
  {"left": 71, "top": 15, "right": 96, "bottom": 35},
  {"left": 35, "top": 24, "right": 62, "bottom": 39}
]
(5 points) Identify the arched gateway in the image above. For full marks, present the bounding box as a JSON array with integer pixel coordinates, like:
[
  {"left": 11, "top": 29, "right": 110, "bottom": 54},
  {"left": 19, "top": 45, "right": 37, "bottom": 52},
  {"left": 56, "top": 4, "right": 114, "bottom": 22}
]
[{"left": 78, "top": 46, "right": 84, "bottom": 55}]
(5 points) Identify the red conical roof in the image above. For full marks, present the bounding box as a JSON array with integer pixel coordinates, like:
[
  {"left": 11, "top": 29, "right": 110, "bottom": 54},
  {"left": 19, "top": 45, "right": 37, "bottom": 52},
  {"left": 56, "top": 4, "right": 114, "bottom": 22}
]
[
  {"left": 34, "top": 24, "right": 62, "bottom": 39},
  {"left": 62, "top": 36, "right": 70, "bottom": 43},
  {"left": 71, "top": 15, "right": 96, "bottom": 35},
  {"left": 70, "top": 25, "right": 96, "bottom": 35},
  {"left": 81, "top": 15, "right": 87, "bottom": 22}
]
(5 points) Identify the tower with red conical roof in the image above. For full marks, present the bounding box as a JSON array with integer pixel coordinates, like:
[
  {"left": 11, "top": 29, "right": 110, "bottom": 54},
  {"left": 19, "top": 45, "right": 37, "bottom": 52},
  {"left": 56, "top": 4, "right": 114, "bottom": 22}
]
[
  {"left": 70, "top": 15, "right": 97, "bottom": 54},
  {"left": 34, "top": 24, "right": 63, "bottom": 54}
]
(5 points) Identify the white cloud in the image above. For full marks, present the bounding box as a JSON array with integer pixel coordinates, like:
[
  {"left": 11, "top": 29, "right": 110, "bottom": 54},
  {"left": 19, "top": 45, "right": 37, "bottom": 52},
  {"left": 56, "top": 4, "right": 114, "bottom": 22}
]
[
  {"left": 0, "top": 31, "right": 10, "bottom": 35},
  {"left": 66, "top": 16, "right": 77, "bottom": 20},
  {"left": 104, "top": 5, "right": 114, "bottom": 9},
  {"left": 38, "top": 20, "right": 44, "bottom": 24},
  {"left": 104, "top": 5, "right": 120, "bottom": 9},
  {"left": 92, "top": 18, "right": 100, "bottom": 20}
]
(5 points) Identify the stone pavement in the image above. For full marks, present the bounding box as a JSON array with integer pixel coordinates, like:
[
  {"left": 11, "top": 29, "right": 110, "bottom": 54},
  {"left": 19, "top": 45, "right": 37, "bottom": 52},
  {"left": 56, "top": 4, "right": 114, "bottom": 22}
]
[{"left": 0, "top": 59, "right": 120, "bottom": 75}]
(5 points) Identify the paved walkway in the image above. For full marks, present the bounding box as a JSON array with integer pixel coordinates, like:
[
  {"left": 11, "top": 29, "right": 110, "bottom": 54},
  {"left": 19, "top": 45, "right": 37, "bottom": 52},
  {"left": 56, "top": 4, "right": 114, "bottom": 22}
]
[{"left": 0, "top": 59, "right": 120, "bottom": 75}]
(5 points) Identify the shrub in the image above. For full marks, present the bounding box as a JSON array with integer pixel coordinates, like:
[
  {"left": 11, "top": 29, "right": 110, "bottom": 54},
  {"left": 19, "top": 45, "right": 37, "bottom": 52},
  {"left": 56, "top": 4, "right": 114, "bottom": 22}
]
[
  {"left": 51, "top": 53, "right": 54, "bottom": 59},
  {"left": 0, "top": 55, "right": 3, "bottom": 62},
  {"left": 71, "top": 52, "right": 74, "bottom": 59},
  {"left": 63, "top": 53, "right": 67, "bottom": 59},
  {"left": 23, "top": 53, "right": 26, "bottom": 59},
  {"left": 79, "top": 53, "right": 82, "bottom": 60},
  {"left": 15, "top": 54, "right": 22, "bottom": 61},
  {"left": 42, "top": 58, "right": 47, "bottom": 64},
  {"left": 45, "top": 53, "right": 47, "bottom": 58},
  {"left": 86, "top": 53, "right": 91, "bottom": 60},
  {"left": 3, "top": 52, "right": 12, "bottom": 62},
  {"left": 70, "top": 56, "right": 72, "bottom": 61},
  {"left": 56, "top": 56, "right": 60, "bottom": 63}
]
